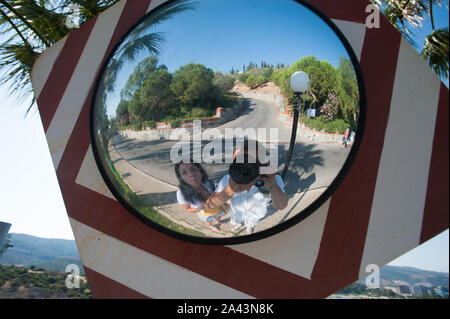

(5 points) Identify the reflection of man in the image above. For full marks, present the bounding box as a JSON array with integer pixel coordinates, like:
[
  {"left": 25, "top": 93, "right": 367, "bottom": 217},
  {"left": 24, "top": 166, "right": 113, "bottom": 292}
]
[{"left": 205, "top": 140, "right": 289, "bottom": 234}]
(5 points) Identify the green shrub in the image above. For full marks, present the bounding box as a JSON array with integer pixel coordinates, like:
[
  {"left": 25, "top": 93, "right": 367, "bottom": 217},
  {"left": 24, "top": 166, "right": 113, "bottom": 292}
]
[
  {"left": 191, "top": 107, "right": 209, "bottom": 118},
  {"left": 238, "top": 73, "right": 249, "bottom": 83},
  {"left": 170, "top": 119, "right": 181, "bottom": 128},
  {"left": 133, "top": 122, "right": 142, "bottom": 131},
  {"left": 300, "top": 115, "right": 349, "bottom": 134},
  {"left": 119, "top": 124, "right": 133, "bottom": 131},
  {"left": 143, "top": 120, "right": 157, "bottom": 129}
]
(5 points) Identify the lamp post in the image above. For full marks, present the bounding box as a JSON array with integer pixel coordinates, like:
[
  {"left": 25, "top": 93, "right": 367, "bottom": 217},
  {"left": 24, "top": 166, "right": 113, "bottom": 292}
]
[{"left": 282, "top": 71, "right": 309, "bottom": 180}]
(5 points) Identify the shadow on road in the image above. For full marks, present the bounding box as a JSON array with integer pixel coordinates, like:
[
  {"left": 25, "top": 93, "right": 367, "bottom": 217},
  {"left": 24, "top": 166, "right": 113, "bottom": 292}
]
[{"left": 140, "top": 191, "right": 178, "bottom": 207}]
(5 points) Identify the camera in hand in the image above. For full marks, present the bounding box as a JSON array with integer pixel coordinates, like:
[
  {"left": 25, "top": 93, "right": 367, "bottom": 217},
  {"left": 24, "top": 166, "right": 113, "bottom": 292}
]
[
  {"left": 229, "top": 152, "right": 270, "bottom": 186},
  {"left": 229, "top": 161, "right": 260, "bottom": 185}
]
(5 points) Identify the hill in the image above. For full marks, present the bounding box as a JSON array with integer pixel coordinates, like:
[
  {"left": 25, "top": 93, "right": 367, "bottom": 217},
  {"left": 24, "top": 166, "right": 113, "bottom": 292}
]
[
  {"left": 0, "top": 233, "right": 84, "bottom": 274},
  {"left": 0, "top": 265, "right": 91, "bottom": 299},
  {"left": 357, "top": 265, "right": 449, "bottom": 288}
]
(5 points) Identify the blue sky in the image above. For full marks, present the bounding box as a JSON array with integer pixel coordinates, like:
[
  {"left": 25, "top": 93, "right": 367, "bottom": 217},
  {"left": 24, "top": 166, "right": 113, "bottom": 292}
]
[
  {"left": 0, "top": 0, "right": 448, "bottom": 273},
  {"left": 152, "top": 0, "right": 349, "bottom": 73},
  {"left": 105, "top": 0, "right": 351, "bottom": 116}
]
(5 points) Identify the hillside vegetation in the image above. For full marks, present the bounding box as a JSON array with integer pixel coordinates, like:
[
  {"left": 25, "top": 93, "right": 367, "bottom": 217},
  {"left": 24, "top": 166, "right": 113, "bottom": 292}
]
[
  {"left": 0, "top": 233, "right": 84, "bottom": 274},
  {"left": 0, "top": 265, "right": 91, "bottom": 299}
]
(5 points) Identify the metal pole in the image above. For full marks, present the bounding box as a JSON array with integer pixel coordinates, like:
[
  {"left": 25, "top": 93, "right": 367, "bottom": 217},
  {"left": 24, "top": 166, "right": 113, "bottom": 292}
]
[{"left": 282, "top": 92, "right": 300, "bottom": 180}]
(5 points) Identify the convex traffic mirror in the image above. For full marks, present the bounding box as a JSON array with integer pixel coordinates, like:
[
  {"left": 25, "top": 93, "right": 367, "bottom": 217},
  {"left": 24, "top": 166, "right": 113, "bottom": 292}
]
[{"left": 91, "top": 0, "right": 366, "bottom": 244}]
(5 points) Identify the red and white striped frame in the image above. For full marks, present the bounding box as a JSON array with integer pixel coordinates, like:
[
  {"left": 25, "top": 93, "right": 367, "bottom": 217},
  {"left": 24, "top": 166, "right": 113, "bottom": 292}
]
[{"left": 31, "top": 0, "right": 448, "bottom": 298}]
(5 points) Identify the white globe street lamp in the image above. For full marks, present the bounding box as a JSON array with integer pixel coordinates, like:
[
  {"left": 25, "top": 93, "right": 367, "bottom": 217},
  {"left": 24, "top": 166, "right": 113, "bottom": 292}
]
[
  {"left": 290, "top": 71, "right": 310, "bottom": 93},
  {"left": 282, "top": 71, "right": 310, "bottom": 179}
]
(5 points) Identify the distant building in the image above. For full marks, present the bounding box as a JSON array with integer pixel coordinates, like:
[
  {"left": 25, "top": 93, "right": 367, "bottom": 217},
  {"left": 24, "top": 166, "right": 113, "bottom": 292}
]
[
  {"left": 393, "top": 280, "right": 413, "bottom": 295},
  {"left": 434, "top": 286, "right": 449, "bottom": 298},
  {"left": 384, "top": 286, "right": 400, "bottom": 294},
  {"left": 413, "top": 284, "right": 430, "bottom": 295}
]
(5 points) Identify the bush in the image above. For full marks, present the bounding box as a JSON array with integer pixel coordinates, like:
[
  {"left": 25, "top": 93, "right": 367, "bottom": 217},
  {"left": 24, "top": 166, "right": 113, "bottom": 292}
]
[
  {"left": 246, "top": 75, "right": 257, "bottom": 88},
  {"left": 170, "top": 119, "right": 181, "bottom": 128},
  {"left": 119, "top": 124, "right": 133, "bottom": 131},
  {"left": 143, "top": 120, "right": 157, "bottom": 129},
  {"left": 133, "top": 122, "right": 142, "bottom": 131},
  {"left": 238, "top": 73, "right": 249, "bottom": 83},
  {"left": 256, "top": 75, "right": 266, "bottom": 86},
  {"left": 300, "top": 115, "right": 349, "bottom": 134},
  {"left": 191, "top": 107, "right": 210, "bottom": 118}
]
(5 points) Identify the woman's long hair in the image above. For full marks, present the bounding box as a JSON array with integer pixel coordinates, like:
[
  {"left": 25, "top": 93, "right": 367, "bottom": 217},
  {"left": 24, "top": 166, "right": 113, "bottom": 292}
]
[{"left": 175, "top": 163, "right": 215, "bottom": 204}]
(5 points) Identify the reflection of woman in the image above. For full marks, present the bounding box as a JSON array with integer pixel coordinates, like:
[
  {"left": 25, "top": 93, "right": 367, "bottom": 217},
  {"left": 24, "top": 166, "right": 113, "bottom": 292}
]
[{"left": 175, "top": 163, "right": 227, "bottom": 233}]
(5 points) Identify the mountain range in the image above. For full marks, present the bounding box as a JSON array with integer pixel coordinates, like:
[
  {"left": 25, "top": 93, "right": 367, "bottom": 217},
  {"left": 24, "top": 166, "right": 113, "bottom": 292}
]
[
  {"left": 0, "top": 233, "right": 84, "bottom": 274},
  {"left": 1, "top": 233, "right": 448, "bottom": 288}
]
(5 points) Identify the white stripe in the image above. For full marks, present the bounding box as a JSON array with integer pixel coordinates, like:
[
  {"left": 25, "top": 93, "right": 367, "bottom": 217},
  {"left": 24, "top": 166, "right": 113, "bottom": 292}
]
[
  {"left": 31, "top": 35, "right": 68, "bottom": 98},
  {"left": 147, "top": 0, "right": 168, "bottom": 13},
  {"left": 75, "top": 144, "right": 116, "bottom": 200},
  {"left": 331, "top": 19, "right": 366, "bottom": 61},
  {"left": 70, "top": 218, "right": 253, "bottom": 299},
  {"left": 229, "top": 199, "right": 330, "bottom": 280},
  {"left": 45, "top": 0, "right": 127, "bottom": 170},
  {"left": 358, "top": 38, "right": 441, "bottom": 279}
]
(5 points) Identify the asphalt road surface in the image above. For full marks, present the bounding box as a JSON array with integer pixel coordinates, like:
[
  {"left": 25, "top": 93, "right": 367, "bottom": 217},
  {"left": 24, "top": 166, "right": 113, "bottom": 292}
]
[{"left": 112, "top": 98, "right": 350, "bottom": 194}]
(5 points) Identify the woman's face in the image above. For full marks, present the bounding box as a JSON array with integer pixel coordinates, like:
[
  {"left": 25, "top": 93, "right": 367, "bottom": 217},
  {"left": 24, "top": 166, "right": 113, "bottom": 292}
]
[{"left": 179, "top": 163, "right": 202, "bottom": 187}]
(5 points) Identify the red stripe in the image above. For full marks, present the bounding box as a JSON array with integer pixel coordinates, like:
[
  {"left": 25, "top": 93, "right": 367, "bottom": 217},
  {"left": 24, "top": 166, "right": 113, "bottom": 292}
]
[
  {"left": 307, "top": 0, "right": 370, "bottom": 24},
  {"left": 56, "top": 73, "right": 334, "bottom": 297},
  {"left": 54, "top": 0, "right": 399, "bottom": 298},
  {"left": 54, "top": 0, "right": 153, "bottom": 182},
  {"left": 66, "top": 184, "right": 325, "bottom": 298},
  {"left": 84, "top": 266, "right": 149, "bottom": 299},
  {"left": 310, "top": 16, "right": 402, "bottom": 290},
  {"left": 37, "top": 17, "right": 97, "bottom": 132},
  {"left": 44, "top": 0, "right": 442, "bottom": 299},
  {"left": 420, "top": 84, "right": 449, "bottom": 243}
]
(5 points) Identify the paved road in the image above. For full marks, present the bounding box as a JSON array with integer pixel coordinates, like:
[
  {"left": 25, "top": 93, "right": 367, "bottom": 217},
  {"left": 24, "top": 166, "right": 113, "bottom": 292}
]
[
  {"left": 217, "top": 98, "right": 292, "bottom": 142},
  {"left": 112, "top": 98, "right": 350, "bottom": 194}
]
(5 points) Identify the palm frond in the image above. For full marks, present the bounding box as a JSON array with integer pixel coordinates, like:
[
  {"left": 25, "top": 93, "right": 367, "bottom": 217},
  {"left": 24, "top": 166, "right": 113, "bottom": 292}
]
[
  {"left": 0, "top": 42, "right": 39, "bottom": 109},
  {"left": 117, "top": 32, "right": 164, "bottom": 62},
  {"left": 129, "top": 0, "right": 196, "bottom": 39},
  {"left": 421, "top": 28, "right": 449, "bottom": 79}
]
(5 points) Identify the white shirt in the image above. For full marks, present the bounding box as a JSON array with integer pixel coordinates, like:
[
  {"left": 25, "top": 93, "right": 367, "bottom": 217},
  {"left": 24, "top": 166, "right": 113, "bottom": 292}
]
[{"left": 215, "top": 174, "right": 286, "bottom": 227}]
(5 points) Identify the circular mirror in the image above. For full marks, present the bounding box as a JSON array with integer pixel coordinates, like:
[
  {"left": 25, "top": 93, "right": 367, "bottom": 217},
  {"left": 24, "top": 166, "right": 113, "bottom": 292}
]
[{"left": 91, "top": 0, "right": 366, "bottom": 244}]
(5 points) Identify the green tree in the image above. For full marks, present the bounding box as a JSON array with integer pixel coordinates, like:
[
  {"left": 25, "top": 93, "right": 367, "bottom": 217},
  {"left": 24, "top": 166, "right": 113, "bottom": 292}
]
[
  {"left": 238, "top": 72, "right": 250, "bottom": 83},
  {"left": 372, "top": 0, "right": 449, "bottom": 80},
  {"left": 116, "top": 99, "right": 130, "bottom": 126},
  {"left": 120, "top": 56, "right": 160, "bottom": 100},
  {"left": 213, "top": 71, "right": 235, "bottom": 93},
  {"left": 170, "top": 63, "right": 218, "bottom": 110},
  {"left": 274, "top": 56, "right": 337, "bottom": 108},
  {"left": 336, "top": 57, "right": 359, "bottom": 125},
  {"left": 245, "top": 74, "right": 257, "bottom": 88},
  {"left": 138, "top": 67, "right": 174, "bottom": 120},
  {"left": 256, "top": 75, "right": 266, "bottom": 87}
]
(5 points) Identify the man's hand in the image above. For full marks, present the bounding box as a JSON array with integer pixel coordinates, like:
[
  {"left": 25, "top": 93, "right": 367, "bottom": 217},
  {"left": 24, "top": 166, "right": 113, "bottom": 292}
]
[
  {"left": 258, "top": 173, "right": 276, "bottom": 188},
  {"left": 204, "top": 182, "right": 242, "bottom": 210}
]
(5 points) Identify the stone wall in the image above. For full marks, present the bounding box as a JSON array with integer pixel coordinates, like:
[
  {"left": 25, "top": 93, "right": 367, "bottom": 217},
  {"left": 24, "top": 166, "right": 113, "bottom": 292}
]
[{"left": 118, "top": 100, "right": 245, "bottom": 141}]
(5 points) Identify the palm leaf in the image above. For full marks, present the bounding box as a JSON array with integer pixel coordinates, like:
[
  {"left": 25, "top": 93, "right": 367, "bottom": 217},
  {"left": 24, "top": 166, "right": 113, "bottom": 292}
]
[
  {"left": 421, "top": 28, "right": 449, "bottom": 79},
  {"left": 0, "top": 42, "right": 39, "bottom": 113}
]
